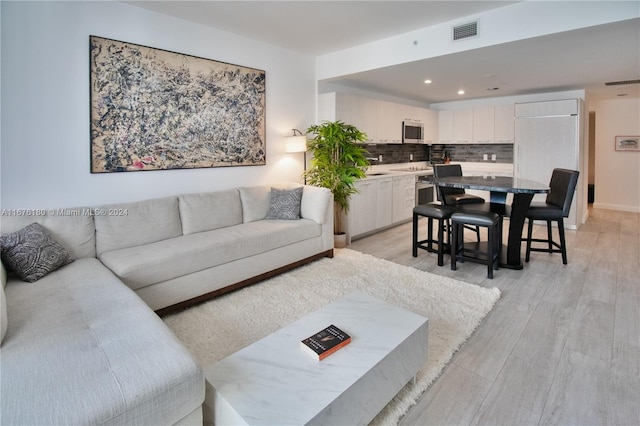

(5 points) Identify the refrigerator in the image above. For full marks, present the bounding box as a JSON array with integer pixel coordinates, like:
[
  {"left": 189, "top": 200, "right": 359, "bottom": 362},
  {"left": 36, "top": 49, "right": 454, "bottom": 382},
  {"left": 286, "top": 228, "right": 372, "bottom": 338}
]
[{"left": 514, "top": 99, "right": 584, "bottom": 228}]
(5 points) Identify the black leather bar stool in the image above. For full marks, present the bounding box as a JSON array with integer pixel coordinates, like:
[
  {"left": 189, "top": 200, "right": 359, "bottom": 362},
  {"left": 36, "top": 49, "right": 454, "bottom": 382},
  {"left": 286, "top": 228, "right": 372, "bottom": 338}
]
[
  {"left": 413, "top": 203, "right": 456, "bottom": 266},
  {"left": 434, "top": 164, "right": 485, "bottom": 242},
  {"left": 451, "top": 211, "right": 502, "bottom": 279},
  {"left": 524, "top": 168, "right": 580, "bottom": 265}
]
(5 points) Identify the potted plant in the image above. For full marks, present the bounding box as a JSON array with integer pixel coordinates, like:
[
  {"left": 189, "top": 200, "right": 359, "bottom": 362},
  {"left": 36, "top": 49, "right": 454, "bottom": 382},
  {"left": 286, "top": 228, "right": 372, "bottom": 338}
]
[{"left": 303, "top": 120, "right": 369, "bottom": 248}]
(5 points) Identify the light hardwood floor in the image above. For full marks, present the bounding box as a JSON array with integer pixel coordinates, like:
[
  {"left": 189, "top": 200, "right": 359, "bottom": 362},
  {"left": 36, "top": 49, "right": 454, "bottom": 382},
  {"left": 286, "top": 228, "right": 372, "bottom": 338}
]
[{"left": 349, "top": 208, "right": 639, "bottom": 425}]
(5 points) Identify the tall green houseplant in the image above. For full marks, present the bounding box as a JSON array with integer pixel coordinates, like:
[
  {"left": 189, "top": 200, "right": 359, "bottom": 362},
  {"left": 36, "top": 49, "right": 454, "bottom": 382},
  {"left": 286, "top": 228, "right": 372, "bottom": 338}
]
[{"left": 303, "top": 120, "right": 369, "bottom": 239}]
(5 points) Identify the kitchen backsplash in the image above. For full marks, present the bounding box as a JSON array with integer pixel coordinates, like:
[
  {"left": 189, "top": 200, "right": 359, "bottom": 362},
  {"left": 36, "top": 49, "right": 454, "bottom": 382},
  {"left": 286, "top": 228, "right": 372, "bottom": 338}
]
[
  {"left": 363, "top": 143, "right": 513, "bottom": 165},
  {"left": 431, "top": 144, "right": 513, "bottom": 164},
  {"left": 364, "top": 144, "right": 429, "bottom": 164}
]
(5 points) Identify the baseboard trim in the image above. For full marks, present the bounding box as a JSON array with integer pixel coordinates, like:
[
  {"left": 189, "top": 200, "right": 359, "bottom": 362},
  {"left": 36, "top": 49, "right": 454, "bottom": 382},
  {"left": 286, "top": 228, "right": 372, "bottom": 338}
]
[
  {"left": 155, "top": 249, "right": 334, "bottom": 317},
  {"left": 592, "top": 202, "right": 640, "bottom": 213}
]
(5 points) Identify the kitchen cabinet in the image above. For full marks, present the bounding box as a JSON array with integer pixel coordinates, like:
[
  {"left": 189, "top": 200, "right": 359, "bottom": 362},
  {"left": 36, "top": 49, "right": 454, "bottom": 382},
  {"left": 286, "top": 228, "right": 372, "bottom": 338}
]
[
  {"left": 453, "top": 109, "right": 474, "bottom": 144},
  {"left": 494, "top": 105, "right": 514, "bottom": 143},
  {"left": 473, "top": 107, "right": 494, "bottom": 143},
  {"left": 392, "top": 175, "right": 416, "bottom": 223},
  {"left": 438, "top": 105, "right": 514, "bottom": 144},
  {"left": 348, "top": 177, "right": 393, "bottom": 238},
  {"left": 420, "top": 108, "right": 439, "bottom": 144},
  {"left": 377, "top": 101, "right": 403, "bottom": 143},
  {"left": 438, "top": 110, "right": 454, "bottom": 144},
  {"left": 322, "top": 92, "right": 437, "bottom": 145},
  {"left": 335, "top": 93, "right": 378, "bottom": 143},
  {"left": 377, "top": 178, "right": 393, "bottom": 227},
  {"left": 348, "top": 180, "right": 377, "bottom": 237}
]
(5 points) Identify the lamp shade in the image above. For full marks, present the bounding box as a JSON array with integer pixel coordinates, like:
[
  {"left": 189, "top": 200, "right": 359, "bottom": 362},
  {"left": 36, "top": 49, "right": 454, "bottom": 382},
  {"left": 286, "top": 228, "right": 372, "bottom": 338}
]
[{"left": 284, "top": 135, "right": 307, "bottom": 153}]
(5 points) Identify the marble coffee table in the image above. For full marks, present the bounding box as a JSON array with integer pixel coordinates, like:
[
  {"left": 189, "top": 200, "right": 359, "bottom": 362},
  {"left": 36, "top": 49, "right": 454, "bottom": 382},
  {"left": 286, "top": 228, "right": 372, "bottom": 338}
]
[{"left": 203, "top": 291, "right": 429, "bottom": 425}]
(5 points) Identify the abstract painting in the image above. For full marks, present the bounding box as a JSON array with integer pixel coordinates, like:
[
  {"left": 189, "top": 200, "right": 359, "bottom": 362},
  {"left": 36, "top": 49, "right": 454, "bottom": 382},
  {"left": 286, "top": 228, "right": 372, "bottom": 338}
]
[{"left": 90, "top": 36, "right": 266, "bottom": 173}]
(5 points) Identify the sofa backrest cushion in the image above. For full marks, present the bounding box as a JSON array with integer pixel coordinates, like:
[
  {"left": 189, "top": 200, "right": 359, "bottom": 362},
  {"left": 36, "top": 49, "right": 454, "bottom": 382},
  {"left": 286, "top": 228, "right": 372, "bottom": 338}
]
[
  {"left": 0, "top": 213, "right": 96, "bottom": 259},
  {"left": 300, "top": 185, "right": 332, "bottom": 224},
  {"left": 178, "top": 189, "right": 243, "bottom": 235},
  {"left": 94, "top": 196, "right": 182, "bottom": 256},
  {"left": 238, "top": 186, "right": 271, "bottom": 223}
]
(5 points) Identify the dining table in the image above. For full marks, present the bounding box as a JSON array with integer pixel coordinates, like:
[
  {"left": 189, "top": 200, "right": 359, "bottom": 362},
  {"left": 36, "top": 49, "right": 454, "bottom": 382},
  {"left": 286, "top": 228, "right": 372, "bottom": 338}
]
[{"left": 430, "top": 175, "right": 549, "bottom": 270}]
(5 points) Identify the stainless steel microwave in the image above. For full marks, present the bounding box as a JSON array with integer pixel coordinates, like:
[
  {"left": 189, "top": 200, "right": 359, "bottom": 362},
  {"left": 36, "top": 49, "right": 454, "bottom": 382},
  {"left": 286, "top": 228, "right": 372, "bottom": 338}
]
[{"left": 402, "top": 121, "right": 423, "bottom": 144}]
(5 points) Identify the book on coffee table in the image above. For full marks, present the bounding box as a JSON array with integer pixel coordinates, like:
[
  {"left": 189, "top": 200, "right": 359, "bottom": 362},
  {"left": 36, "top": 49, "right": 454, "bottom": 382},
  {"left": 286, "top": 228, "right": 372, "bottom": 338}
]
[{"left": 300, "top": 324, "right": 351, "bottom": 361}]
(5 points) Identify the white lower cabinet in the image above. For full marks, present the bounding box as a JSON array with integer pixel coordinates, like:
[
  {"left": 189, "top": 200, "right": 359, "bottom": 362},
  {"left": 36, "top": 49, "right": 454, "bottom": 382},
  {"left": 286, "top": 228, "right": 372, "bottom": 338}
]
[
  {"left": 376, "top": 178, "right": 393, "bottom": 228},
  {"left": 392, "top": 175, "right": 415, "bottom": 223},
  {"left": 348, "top": 180, "right": 378, "bottom": 238},
  {"left": 348, "top": 176, "right": 414, "bottom": 240}
]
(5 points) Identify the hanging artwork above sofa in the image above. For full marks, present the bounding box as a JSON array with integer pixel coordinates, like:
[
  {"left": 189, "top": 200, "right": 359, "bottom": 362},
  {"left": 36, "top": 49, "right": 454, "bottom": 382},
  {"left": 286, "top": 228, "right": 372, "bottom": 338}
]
[{"left": 89, "top": 36, "right": 266, "bottom": 173}]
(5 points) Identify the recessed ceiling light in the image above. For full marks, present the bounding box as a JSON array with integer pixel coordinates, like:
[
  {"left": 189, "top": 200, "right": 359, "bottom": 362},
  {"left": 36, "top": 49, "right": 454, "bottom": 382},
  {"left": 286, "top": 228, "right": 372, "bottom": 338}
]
[
  {"left": 424, "top": 79, "right": 432, "bottom": 84},
  {"left": 458, "top": 90, "right": 465, "bottom": 95}
]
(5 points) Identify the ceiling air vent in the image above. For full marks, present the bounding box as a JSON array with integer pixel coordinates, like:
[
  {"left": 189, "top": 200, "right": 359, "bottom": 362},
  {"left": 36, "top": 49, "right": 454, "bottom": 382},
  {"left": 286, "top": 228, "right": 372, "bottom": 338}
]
[
  {"left": 453, "top": 21, "right": 478, "bottom": 41},
  {"left": 604, "top": 79, "right": 640, "bottom": 86}
]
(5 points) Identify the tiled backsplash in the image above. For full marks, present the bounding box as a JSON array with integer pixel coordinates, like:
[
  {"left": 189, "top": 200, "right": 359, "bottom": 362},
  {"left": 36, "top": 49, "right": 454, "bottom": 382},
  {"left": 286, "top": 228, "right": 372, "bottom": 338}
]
[
  {"left": 362, "top": 143, "right": 513, "bottom": 165},
  {"left": 431, "top": 144, "right": 513, "bottom": 163},
  {"left": 363, "top": 144, "right": 429, "bottom": 164}
]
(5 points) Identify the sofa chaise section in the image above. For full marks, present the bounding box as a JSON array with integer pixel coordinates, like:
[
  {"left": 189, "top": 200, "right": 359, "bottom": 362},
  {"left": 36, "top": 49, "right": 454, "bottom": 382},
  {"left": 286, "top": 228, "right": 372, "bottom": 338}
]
[{"left": 1, "top": 258, "right": 204, "bottom": 425}]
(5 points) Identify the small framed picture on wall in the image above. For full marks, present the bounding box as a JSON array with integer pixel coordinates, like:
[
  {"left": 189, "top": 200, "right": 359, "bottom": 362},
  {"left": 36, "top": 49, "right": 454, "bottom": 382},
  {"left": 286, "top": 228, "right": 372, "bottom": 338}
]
[{"left": 615, "top": 136, "right": 640, "bottom": 151}]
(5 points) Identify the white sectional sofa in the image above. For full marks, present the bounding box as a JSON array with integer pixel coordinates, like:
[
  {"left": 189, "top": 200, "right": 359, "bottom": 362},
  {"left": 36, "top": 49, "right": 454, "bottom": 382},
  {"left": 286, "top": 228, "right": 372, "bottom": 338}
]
[{"left": 0, "top": 184, "right": 334, "bottom": 425}]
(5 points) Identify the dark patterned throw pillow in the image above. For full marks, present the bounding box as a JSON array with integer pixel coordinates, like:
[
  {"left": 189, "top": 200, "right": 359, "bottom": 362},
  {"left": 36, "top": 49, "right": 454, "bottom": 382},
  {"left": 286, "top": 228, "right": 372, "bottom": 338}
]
[
  {"left": 0, "top": 222, "right": 73, "bottom": 282},
  {"left": 265, "top": 187, "right": 303, "bottom": 220}
]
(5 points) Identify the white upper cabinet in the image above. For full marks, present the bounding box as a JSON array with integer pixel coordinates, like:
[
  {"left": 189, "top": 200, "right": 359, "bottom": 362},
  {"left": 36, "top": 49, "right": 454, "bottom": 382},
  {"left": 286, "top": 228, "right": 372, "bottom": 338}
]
[
  {"left": 335, "top": 93, "right": 378, "bottom": 143},
  {"left": 473, "top": 107, "right": 494, "bottom": 143},
  {"left": 437, "top": 104, "right": 515, "bottom": 144},
  {"left": 494, "top": 105, "right": 514, "bottom": 143},
  {"left": 453, "top": 109, "right": 474, "bottom": 144},
  {"left": 377, "top": 100, "right": 403, "bottom": 144},
  {"left": 438, "top": 110, "right": 454, "bottom": 144},
  {"left": 324, "top": 92, "right": 436, "bottom": 144},
  {"left": 421, "top": 108, "right": 439, "bottom": 144}
]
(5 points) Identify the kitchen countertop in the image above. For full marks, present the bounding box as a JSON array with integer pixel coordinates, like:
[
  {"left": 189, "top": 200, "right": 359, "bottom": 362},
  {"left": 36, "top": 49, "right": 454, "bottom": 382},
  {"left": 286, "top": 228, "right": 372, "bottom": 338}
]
[{"left": 362, "top": 162, "right": 513, "bottom": 180}]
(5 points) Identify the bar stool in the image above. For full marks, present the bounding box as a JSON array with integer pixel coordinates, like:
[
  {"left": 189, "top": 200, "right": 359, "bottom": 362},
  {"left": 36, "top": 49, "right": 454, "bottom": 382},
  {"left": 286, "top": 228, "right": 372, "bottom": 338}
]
[
  {"left": 524, "top": 168, "right": 580, "bottom": 265},
  {"left": 413, "top": 203, "right": 456, "bottom": 266},
  {"left": 450, "top": 211, "right": 502, "bottom": 279}
]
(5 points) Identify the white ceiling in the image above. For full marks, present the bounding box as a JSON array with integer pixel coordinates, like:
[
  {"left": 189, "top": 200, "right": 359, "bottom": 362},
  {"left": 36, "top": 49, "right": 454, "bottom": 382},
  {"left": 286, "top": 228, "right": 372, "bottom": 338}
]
[{"left": 126, "top": 1, "right": 640, "bottom": 103}]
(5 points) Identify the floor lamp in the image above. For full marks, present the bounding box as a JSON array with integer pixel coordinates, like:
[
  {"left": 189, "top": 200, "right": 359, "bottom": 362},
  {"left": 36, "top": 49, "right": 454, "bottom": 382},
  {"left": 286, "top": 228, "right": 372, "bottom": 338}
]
[{"left": 285, "top": 129, "right": 308, "bottom": 183}]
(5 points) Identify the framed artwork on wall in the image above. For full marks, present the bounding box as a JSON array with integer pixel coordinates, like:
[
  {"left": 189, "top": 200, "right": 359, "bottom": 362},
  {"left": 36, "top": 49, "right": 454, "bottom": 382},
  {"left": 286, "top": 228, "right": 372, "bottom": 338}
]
[
  {"left": 89, "top": 36, "right": 266, "bottom": 173},
  {"left": 615, "top": 136, "right": 639, "bottom": 152}
]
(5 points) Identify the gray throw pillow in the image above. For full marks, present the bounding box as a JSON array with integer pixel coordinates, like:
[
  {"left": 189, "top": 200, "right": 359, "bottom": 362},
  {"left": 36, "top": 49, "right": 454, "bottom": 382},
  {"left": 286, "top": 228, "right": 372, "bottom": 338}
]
[
  {"left": 265, "top": 187, "right": 303, "bottom": 220},
  {"left": 0, "top": 222, "right": 73, "bottom": 282}
]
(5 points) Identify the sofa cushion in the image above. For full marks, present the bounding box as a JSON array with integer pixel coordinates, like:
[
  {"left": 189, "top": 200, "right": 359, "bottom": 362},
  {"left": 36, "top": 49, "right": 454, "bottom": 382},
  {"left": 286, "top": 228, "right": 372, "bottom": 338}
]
[
  {"left": 0, "top": 223, "right": 73, "bottom": 282},
  {"left": 266, "top": 187, "right": 303, "bottom": 220},
  {"left": 238, "top": 186, "right": 271, "bottom": 223},
  {"left": 300, "top": 185, "right": 332, "bottom": 224},
  {"left": 99, "top": 219, "right": 322, "bottom": 290},
  {"left": 178, "top": 189, "right": 242, "bottom": 235},
  {"left": 0, "top": 212, "right": 96, "bottom": 259},
  {"left": 94, "top": 196, "right": 182, "bottom": 256},
  {"left": 0, "top": 258, "right": 204, "bottom": 425}
]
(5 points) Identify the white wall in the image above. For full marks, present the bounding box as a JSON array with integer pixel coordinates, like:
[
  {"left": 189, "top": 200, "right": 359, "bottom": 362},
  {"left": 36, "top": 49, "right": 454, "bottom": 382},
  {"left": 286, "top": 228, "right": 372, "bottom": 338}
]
[
  {"left": 1, "top": 1, "right": 316, "bottom": 209},
  {"left": 591, "top": 97, "right": 640, "bottom": 213}
]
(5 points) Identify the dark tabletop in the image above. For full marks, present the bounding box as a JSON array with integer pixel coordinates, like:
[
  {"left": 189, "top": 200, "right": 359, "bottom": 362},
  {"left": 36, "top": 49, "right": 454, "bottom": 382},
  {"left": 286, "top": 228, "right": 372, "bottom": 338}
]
[{"left": 430, "top": 175, "right": 549, "bottom": 194}]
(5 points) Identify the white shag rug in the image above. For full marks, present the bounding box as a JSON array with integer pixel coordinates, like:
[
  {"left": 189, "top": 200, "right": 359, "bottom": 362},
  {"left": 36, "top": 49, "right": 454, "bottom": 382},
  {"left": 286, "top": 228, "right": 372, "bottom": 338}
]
[{"left": 163, "top": 248, "right": 500, "bottom": 425}]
